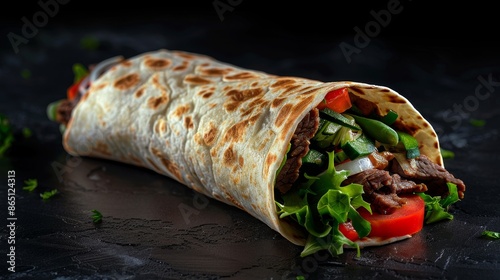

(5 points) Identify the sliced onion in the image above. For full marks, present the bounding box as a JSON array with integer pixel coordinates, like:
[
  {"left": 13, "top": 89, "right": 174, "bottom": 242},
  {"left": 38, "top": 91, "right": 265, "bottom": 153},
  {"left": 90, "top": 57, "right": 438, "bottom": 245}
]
[
  {"left": 76, "top": 56, "right": 124, "bottom": 97},
  {"left": 335, "top": 156, "right": 374, "bottom": 176},
  {"left": 78, "top": 75, "right": 91, "bottom": 96},
  {"left": 89, "top": 55, "right": 124, "bottom": 83}
]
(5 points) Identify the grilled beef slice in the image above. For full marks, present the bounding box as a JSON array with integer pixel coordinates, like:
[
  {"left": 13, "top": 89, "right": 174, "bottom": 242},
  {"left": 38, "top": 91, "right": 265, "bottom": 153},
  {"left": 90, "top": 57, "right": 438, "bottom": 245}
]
[
  {"left": 342, "top": 169, "right": 427, "bottom": 214},
  {"left": 390, "top": 154, "right": 466, "bottom": 199},
  {"left": 275, "top": 108, "right": 320, "bottom": 194},
  {"left": 56, "top": 99, "right": 76, "bottom": 126}
]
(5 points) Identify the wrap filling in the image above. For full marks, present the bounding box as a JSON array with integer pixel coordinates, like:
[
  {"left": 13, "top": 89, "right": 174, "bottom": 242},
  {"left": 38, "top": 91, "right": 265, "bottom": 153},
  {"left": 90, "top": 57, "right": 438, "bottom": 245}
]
[{"left": 275, "top": 88, "right": 465, "bottom": 257}]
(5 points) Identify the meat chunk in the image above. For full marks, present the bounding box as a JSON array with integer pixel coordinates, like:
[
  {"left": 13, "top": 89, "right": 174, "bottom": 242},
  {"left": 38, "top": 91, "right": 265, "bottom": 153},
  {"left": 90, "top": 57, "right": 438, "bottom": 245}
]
[
  {"left": 390, "top": 154, "right": 466, "bottom": 199},
  {"left": 275, "top": 109, "right": 320, "bottom": 194},
  {"left": 349, "top": 92, "right": 378, "bottom": 116},
  {"left": 342, "top": 169, "right": 427, "bottom": 214},
  {"left": 56, "top": 99, "right": 75, "bottom": 126}
]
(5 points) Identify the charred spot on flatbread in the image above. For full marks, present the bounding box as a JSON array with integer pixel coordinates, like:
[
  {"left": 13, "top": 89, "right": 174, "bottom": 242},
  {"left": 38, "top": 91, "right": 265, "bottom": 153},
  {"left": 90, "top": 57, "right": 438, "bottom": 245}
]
[
  {"left": 184, "top": 74, "right": 213, "bottom": 85},
  {"left": 173, "top": 51, "right": 202, "bottom": 60},
  {"left": 238, "top": 155, "right": 244, "bottom": 168},
  {"left": 247, "top": 98, "right": 268, "bottom": 111},
  {"left": 92, "top": 83, "right": 107, "bottom": 91},
  {"left": 198, "top": 88, "right": 214, "bottom": 99},
  {"left": 264, "top": 153, "right": 278, "bottom": 177},
  {"left": 147, "top": 95, "right": 169, "bottom": 110},
  {"left": 114, "top": 73, "right": 140, "bottom": 90},
  {"left": 291, "top": 95, "right": 315, "bottom": 121},
  {"left": 202, "top": 122, "right": 218, "bottom": 146},
  {"left": 223, "top": 145, "right": 236, "bottom": 166},
  {"left": 172, "top": 61, "right": 189, "bottom": 72},
  {"left": 275, "top": 104, "right": 293, "bottom": 128},
  {"left": 387, "top": 94, "right": 407, "bottom": 104},
  {"left": 271, "top": 98, "right": 286, "bottom": 108},
  {"left": 196, "top": 66, "right": 233, "bottom": 77},
  {"left": 224, "top": 88, "right": 264, "bottom": 112},
  {"left": 135, "top": 87, "right": 145, "bottom": 98},
  {"left": 161, "top": 157, "right": 182, "bottom": 182},
  {"left": 184, "top": 116, "right": 194, "bottom": 129},
  {"left": 151, "top": 147, "right": 183, "bottom": 182},
  {"left": 270, "top": 78, "right": 296, "bottom": 89},
  {"left": 120, "top": 60, "right": 133, "bottom": 67},
  {"left": 172, "top": 104, "right": 191, "bottom": 118},
  {"left": 272, "top": 78, "right": 311, "bottom": 97},
  {"left": 224, "top": 72, "right": 261, "bottom": 81},
  {"left": 144, "top": 57, "right": 171, "bottom": 70},
  {"left": 224, "top": 121, "right": 247, "bottom": 143}
]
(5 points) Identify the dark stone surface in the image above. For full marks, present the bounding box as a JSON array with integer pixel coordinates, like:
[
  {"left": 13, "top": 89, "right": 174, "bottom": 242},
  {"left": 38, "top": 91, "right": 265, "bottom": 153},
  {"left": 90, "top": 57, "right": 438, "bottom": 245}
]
[{"left": 1, "top": 1, "right": 499, "bottom": 279}]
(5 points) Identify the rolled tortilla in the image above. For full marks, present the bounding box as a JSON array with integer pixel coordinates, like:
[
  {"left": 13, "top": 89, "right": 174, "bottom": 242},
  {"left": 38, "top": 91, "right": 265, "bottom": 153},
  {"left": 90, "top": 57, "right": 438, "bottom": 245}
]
[{"left": 62, "top": 49, "right": 442, "bottom": 246}]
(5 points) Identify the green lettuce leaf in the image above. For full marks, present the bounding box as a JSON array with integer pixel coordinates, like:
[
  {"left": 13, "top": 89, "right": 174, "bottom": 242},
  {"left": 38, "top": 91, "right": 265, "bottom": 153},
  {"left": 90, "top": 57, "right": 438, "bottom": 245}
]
[
  {"left": 276, "top": 151, "right": 371, "bottom": 257},
  {"left": 418, "top": 182, "right": 460, "bottom": 224}
]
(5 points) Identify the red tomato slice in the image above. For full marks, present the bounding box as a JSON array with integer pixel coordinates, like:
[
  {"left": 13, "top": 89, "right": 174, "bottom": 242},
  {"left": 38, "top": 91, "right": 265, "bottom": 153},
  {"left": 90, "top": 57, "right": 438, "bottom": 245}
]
[
  {"left": 67, "top": 82, "right": 80, "bottom": 101},
  {"left": 339, "top": 221, "right": 359, "bottom": 241},
  {"left": 317, "top": 88, "right": 352, "bottom": 113},
  {"left": 66, "top": 75, "right": 89, "bottom": 101},
  {"left": 339, "top": 195, "right": 425, "bottom": 241}
]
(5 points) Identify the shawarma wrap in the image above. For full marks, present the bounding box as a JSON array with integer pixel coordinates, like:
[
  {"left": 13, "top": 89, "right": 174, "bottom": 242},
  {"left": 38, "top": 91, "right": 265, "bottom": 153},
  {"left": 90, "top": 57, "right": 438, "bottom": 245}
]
[{"left": 49, "top": 49, "right": 465, "bottom": 257}]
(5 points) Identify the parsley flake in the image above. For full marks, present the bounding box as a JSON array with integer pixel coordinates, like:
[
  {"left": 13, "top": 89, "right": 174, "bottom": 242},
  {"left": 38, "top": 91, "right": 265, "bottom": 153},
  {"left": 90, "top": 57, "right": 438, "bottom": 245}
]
[
  {"left": 440, "top": 148, "right": 455, "bottom": 159},
  {"left": 22, "top": 179, "right": 38, "bottom": 192},
  {"left": 482, "top": 230, "right": 500, "bottom": 240},
  {"left": 91, "top": 209, "right": 103, "bottom": 223},
  {"left": 0, "top": 114, "right": 14, "bottom": 158},
  {"left": 40, "top": 189, "right": 58, "bottom": 200},
  {"left": 469, "top": 118, "right": 486, "bottom": 127}
]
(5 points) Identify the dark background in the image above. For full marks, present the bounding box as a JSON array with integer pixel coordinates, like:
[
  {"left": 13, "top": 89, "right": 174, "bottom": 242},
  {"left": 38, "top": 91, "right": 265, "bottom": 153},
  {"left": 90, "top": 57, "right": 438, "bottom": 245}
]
[
  {"left": 1, "top": 1, "right": 500, "bottom": 279},
  {"left": 2, "top": 1, "right": 499, "bottom": 57}
]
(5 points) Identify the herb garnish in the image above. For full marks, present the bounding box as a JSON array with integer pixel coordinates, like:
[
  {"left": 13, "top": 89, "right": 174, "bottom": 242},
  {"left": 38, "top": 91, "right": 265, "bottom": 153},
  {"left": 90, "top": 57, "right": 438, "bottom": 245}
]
[
  {"left": 40, "top": 189, "right": 59, "bottom": 200},
  {"left": 469, "top": 118, "right": 486, "bottom": 127},
  {"left": 440, "top": 148, "right": 455, "bottom": 159},
  {"left": 72, "top": 63, "right": 89, "bottom": 83},
  {"left": 482, "top": 230, "right": 500, "bottom": 240},
  {"left": 22, "top": 127, "right": 32, "bottom": 138},
  {"left": 21, "top": 69, "right": 31, "bottom": 79},
  {"left": 80, "top": 35, "right": 100, "bottom": 51},
  {"left": 22, "top": 179, "right": 38, "bottom": 192},
  {"left": 91, "top": 209, "right": 103, "bottom": 223},
  {"left": 0, "top": 114, "right": 14, "bottom": 158}
]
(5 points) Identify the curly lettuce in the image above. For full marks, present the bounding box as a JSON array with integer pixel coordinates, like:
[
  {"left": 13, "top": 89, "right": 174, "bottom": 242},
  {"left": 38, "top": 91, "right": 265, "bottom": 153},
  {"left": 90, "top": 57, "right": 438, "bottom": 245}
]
[
  {"left": 276, "top": 151, "right": 371, "bottom": 257},
  {"left": 418, "top": 182, "right": 460, "bottom": 224}
]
